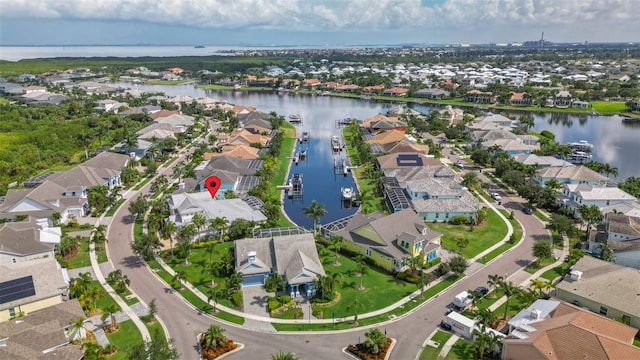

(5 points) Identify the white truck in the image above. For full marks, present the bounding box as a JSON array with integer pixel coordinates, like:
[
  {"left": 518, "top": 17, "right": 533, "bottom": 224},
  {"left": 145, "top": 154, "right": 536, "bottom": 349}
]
[{"left": 453, "top": 290, "right": 472, "bottom": 311}]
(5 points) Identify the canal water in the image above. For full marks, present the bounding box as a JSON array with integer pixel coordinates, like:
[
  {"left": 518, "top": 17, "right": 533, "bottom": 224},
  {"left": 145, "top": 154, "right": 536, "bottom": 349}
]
[{"left": 109, "top": 82, "right": 640, "bottom": 226}]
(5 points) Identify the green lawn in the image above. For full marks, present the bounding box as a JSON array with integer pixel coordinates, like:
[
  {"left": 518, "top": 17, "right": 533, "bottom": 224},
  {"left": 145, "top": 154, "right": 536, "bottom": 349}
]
[
  {"left": 533, "top": 209, "right": 550, "bottom": 222},
  {"left": 146, "top": 79, "right": 195, "bottom": 85},
  {"left": 539, "top": 264, "right": 568, "bottom": 281},
  {"left": 91, "top": 280, "right": 120, "bottom": 312},
  {"left": 492, "top": 294, "right": 526, "bottom": 319},
  {"left": 105, "top": 320, "right": 144, "bottom": 360},
  {"left": 444, "top": 339, "right": 475, "bottom": 360},
  {"left": 105, "top": 198, "right": 126, "bottom": 216},
  {"left": 133, "top": 176, "right": 153, "bottom": 191},
  {"left": 419, "top": 330, "right": 453, "bottom": 360},
  {"left": 272, "top": 275, "right": 460, "bottom": 332},
  {"left": 427, "top": 209, "right": 508, "bottom": 259},
  {"left": 267, "top": 122, "right": 296, "bottom": 227},
  {"left": 591, "top": 101, "right": 627, "bottom": 114},
  {"left": 145, "top": 320, "right": 165, "bottom": 341},
  {"left": 312, "top": 253, "right": 415, "bottom": 320},
  {"left": 342, "top": 128, "right": 386, "bottom": 213},
  {"left": 524, "top": 257, "right": 556, "bottom": 274},
  {"left": 64, "top": 237, "right": 108, "bottom": 268}
]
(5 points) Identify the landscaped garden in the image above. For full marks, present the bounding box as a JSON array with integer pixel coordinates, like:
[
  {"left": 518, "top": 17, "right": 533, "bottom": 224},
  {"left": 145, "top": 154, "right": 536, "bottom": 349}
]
[
  {"left": 427, "top": 208, "right": 508, "bottom": 259},
  {"left": 418, "top": 330, "right": 453, "bottom": 360}
]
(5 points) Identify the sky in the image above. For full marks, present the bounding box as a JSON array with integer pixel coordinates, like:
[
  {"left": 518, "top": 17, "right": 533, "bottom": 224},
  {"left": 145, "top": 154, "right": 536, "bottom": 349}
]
[{"left": 0, "top": 0, "right": 638, "bottom": 46}]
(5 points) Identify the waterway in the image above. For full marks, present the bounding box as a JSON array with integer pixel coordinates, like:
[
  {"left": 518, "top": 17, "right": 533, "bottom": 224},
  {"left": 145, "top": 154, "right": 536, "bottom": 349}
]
[{"left": 108, "top": 82, "right": 640, "bottom": 226}]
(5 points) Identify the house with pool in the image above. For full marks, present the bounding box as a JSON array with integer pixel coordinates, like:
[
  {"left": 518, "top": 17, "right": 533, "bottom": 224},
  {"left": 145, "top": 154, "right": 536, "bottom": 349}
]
[
  {"left": 321, "top": 208, "right": 442, "bottom": 272},
  {"left": 234, "top": 233, "right": 325, "bottom": 298}
]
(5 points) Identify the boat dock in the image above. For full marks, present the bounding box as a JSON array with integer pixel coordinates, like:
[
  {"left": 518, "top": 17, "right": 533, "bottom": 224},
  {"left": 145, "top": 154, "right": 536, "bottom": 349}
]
[
  {"left": 289, "top": 114, "right": 303, "bottom": 123},
  {"left": 277, "top": 173, "right": 304, "bottom": 198},
  {"left": 331, "top": 135, "right": 342, "bottom": 152}
]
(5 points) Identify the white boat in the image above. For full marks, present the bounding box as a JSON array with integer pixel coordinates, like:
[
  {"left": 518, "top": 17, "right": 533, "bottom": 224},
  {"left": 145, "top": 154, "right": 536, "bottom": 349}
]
[
  {"left": 569, "top": 140, "right": 593, "bottom": 152},
  {"left": 331, "top": 135, "right": 341, "bottom": 151},
  {"left": 302, "top": 131, "right": 309, "bottom": 142},
  {"left": 288, "top": 114, "right": 302, "bottom": 123},
  {"left": 341, "top": 187, "right": 354, "bottom": 200},
  {"left": 233, "top": 84, "right": 241, "bottom": 90}
]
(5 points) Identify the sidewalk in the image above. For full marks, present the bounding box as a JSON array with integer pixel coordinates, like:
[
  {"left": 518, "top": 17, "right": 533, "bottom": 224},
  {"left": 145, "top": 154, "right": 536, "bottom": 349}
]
[{"left": 488, "top": 234, "right": 569, "bottom": 313}]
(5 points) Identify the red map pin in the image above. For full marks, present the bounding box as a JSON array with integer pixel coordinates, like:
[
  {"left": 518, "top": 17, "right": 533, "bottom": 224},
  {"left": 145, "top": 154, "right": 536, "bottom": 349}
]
[{"left": 205, "top": 176, "right": 221, "bottom": 199}]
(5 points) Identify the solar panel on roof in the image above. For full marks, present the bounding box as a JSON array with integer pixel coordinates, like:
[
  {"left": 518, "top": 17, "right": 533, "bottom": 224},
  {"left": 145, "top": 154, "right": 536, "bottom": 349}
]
[
  {"left": 0, "top": 276, "right": 36, "bottom": 304},
  {"left": 369, "top": 143, "right": 385, "bottom": 154},
  {"left": 237, "top": 175, "right": 261, "bottom": 192},
  {"left": 248, "top": 160, "right": 264, "bottom": 169},
  {"left": 396, "top": 154, "right": 423, "bottom": 167}
]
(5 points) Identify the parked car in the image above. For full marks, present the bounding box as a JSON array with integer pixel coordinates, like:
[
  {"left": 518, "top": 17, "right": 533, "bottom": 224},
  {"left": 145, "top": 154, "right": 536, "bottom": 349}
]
[
  {"left": 445, "top": 307, "right": 454, "bottom": 315},
  {"left": 474, "top": 286, "right": 489, "bottom": 297},
  {"left": 440, "top": 320, "right": 452, "bottom": 331},
  {"left": 522, "top": 207, "right": 534, "bottom": 215},
  {"left": 455, "top": 161, "right": 465, "bottom": 168},
  {"left": 490, "top": 192, "right": 501, "bottom": 201}
]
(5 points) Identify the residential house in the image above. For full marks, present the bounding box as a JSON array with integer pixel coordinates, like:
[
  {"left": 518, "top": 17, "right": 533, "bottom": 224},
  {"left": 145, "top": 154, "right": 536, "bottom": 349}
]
[
  {"left": 167, "top": 194, "right": 266, "bottom": 236},
  {"left": 205, "top": 144, "right": 260, "bottom": 160},
  {"left": 383, "top": 87, "right": 409, "bottom": 97},
  {"left": 0, "top": 299, "right": 85, "bottom": 360},
  {"left": 385, "top": 165, "right": 480, "bottom": 222},
  {"left": 234, "top": 233, "right": 325, "bottom": 298},
  {"left": 384, "top": 140, "right": 430, "bottom": 155},
  {"left": 322, "top": 209, "right": 442, "bottom": 272},
  {"left": 335, "top": 84, "right": 360, "bottom": 93},
  {"left": 632, "top": 99, "right": 640, "bottom": 112},
  {"left": 465, "top": 90, "right": 495, "bottom": 103},
  {"left": 48, "top": 151, "right": 130, "bottom": 190},
  {"left": 20, "top": 91, "right": 69, "bottom": 105},
  {"left": 555, "top": 256, "right": 640, "bottom": 330},
  {"left": 0, "top": 180, "right": 88, "bottom": 223},
  {"left": 413, "top": 88, "right": 450, "bottom": 100},
  {"left": 546, "top": 90, "right": 573, "bottom": 108},
  {"left": 366, "top": 129, "right": 407, "bottom": 146},
  {"left": 118, "top": 105, "right": 161, "bottom": 117},
  {"left": 218, "top": 128, "right": 271, "bottom": 148},
  {"left": 482, "top": 138, "right": 539, "bottom": 155},
  {"left": 0, "top": 257, "right": 69, "bottom": 322},
  {"left": 587, "top": 212, "right": 640, "bottom": 270},
  {"left": 362, "top": 85, "right": 385, "bottom": 94},
  {"left": 96, "top": 99, "right": 128, "bottom": 113},
  {"left": 151, "top": 113, "right": 195, "bottom": 133},
  {"left": 149, "top": 109, "right": 179, "bottom": 120},
  {"left": 533, "top": 165, "right": 608, "bottom": 187},
  {"left": 23, "top": 85, "right": 46, "bottom": 94},
  {"left": 467, "top": 113, "right": 515, "bottom": 130},
  {"left": 376, "top": 152, "right": 441, "bottom": 171},
  {"left": 439, "top": 105, "right": 464, "bottom": 125},
  {"left": 0, "top": 217, "right": 61, "bottom": 265},
  {"left": 502, "top": 299, "right": 640, "bottom": 360},
  {"left": 509, "top": 92, "right": 533, "bottom": 106},
  {"left": 361, "top": 114, "right": 408, "bottom": 133},
  {"left": 512, "top": 154, "right": 574, "bottom": 168},
  {"left": 302, "top": 78, "right": 321, "bottom": 89},
  {"left": 385, "top": 106, "right": 422, "bottom": 118},
  {"left": 112, "top": 138, "right": 153, "bottom": 160},
  {"left": 557, "top": 183, "right": 637, "bottom": 218},
  {"left": 194, "top": 156, "right": 262, "bottom": 197}
]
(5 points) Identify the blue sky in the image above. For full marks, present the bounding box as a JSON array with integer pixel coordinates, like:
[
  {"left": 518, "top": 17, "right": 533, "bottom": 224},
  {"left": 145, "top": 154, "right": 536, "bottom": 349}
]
[{"left": 0, "top": 0, "right": 637, "bottom": 46}]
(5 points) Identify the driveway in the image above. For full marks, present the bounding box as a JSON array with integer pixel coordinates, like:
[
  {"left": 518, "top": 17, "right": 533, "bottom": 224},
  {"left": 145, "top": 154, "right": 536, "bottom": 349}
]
[{"left": 242, "top": 285, "right": 271, "bottom": 317}]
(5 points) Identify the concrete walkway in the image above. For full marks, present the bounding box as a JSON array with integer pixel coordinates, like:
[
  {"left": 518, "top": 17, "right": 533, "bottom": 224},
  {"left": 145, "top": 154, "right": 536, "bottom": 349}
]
[
  {"left": 438, "top": 333, "right": 461, "bottom": 358},
  {"left": 89, "top": 218, "right": 151, "bottom": 342}
]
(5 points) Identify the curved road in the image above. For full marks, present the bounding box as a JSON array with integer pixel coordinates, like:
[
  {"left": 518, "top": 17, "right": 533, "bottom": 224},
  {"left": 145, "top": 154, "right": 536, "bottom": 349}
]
[{"left": 108, "top": 170, "right": 548, "bottom": 360}]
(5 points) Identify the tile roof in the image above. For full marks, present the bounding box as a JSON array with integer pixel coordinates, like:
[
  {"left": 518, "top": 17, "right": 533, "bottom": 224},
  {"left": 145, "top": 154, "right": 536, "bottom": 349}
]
[
  {"left": 606, "top": 213, "right": 640, "bottom": 237},
  {"left": 536, "top": 165, "right": 608, "bottom": 182},
  {"left": 0, "top": 257, "right": 67, "bottom": 310},
  {"left": 0, "top": 218, "right": 59, "bottom": 257}
]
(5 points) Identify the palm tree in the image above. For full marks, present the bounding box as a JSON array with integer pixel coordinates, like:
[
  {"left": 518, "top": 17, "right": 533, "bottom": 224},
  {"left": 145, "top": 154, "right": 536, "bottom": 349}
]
[
  {"left": 191, "top": 213, "right": 206, "bottom": 242},
  {"left": 68, "top": 316, "right": 86, "bottom": 344},
  {"left": 329, "top": 236, "right": 344, "bottom": 265},
  {"left": 499, "top": 280, "right": 518, "bottom": 321},
  {"left": 364, "top": 328, "right": 387, "bottom": 355},
  {"left": 456, "top": 237, "right": 469, "bottom": 254},
  {"left": 265, "top": 273, "right": 285, "bottom": 293},
  {"left": 467, "top": 289, "right": 483, "bottom": 314},
  {"left": 209, "top": 216, "right": 229, "bottom": 241},
  {"left": 355, "top": 259, "right": 369, "bottom": 291},
  {"left": 172, "top": 270, "right": 187, "bottom": 290},
  {"left": 487, "top": 274, "right": 503, "bottom": 298},
  {"left": 302, "top": 200, "right": 327, "bottom": 233},
  {"left": 202, "top": 259, "right": 220, "bottom": 287},
  {"left": 462, "top": 172, "right": 481, "bottom": 191},
  {"left": 475, "top": 308, "right": 497, "bottom": 329},
  {"left": 104, "top": 304, "right": 121, "bottom": 330},
  {"left": 416, "top": 271, "right": 433, "bottom": 299},
  {"left": 227, "top": 271, "right": 243, "bottom": 291},
  {"left": 162, "top": 220, "right": 177, "bottom": 257},
  {"left": 200, "top": 324, "right": 226, "bottom": 350},
  {"left": 271, "top": 351, "right": 300, "bottom": 360},
  {"left": 346, "top": 298, "right": 365, "bottom": 325},
  {"left": 517, "top": 287, "right": 539, "bottom": 308},
  {"left": 91, "top": 224, "right": 108, "bottom": 251},
  {"left": 207, "top": 289, "right": 222, "bottom": 313},
  {"left": 529, "top": 278, "right": 546, "bottom": 298}
]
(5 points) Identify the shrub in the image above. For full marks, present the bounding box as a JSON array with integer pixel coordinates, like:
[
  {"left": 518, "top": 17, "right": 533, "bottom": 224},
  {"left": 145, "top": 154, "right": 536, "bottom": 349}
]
[
  {"left": 231, "top": 291, "right": 243, "bottom": 308},
  {"left": 278, "top": 295, "right": 291, "bottom": 304},
  {"left": 268, "top": 298, "right": 281, "bottom": 311},
  {"left": 450, "top": 215, "right": 469, "bottom": 225}
]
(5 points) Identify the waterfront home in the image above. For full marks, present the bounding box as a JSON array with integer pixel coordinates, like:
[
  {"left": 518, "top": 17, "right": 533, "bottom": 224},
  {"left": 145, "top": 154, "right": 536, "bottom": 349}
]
[
  {"left": 502, "top": 299, "right": 640, "bottom": 360},
  {"left": 322, "top": 209, "right": 442, "bottom": 272},
  {"left": 587, "top": 212, "right": 640, "bottom": 270},
  {"left": 465, "top": 89, "right": 495, "bottom": 103},
  {"left": 151, "top": 113, "right": 195, "bottom": 133},
  {"left": 0, "top": 299, "right": 85, "bottom": 359},
  {"left": 509, "top": 92, "right": 533, "bottom": 106},
  {"left": 167, "top": 194, "right": 266, "bottom": 235},
  {"left": 533, "top": 165, "right": 608, "bottom": 187},
  {"left": 217, "top": 128, "right": 272, "bottom": 148},
  {"left": 234, "top": 233, "right": 325, "bottom": 298},
  {"left": 376, "top": 152, "right": 440, "bottom": 171},
  {"left": 384, "top": 140, "right": 430, "bottom": 155},
  {"left": 194, "top": 156, "right": 261, "bottom": 197},
  {"left": 383, "top": 87, "right": 409, "bottom": 97},
  {"left": 365, "top": 129, "right": 407, "bottom": 146},
  {"left": 361, "top": 114, "right": 408, "bottom": 133},
  {"left": 557, "top": 183, "right": 637, "bottom": 218},
  {"left": 118, "top": 105, "right": 162, "bottom": 117},
  {"left": 555, "top": 256, "right": 640, "bottom": 330},
  {"left": 512, "top": 153, "right": 574, "bottom": 168},
  {"left": 302, "top": 78, "right": 321, "bottom": 89},
  {"left": 482, "top": 138, "right": 539, "bottom": 155},
  {"left": 386, "top": 165, "right": 480, "bottom": 222},
  {"left": 466, "top": 113, "right": 515, "bottom": 130},
  {"left": 149, "top": 109, "right": 179, "bottom": 120},
  {"left": 0, "top": 257, "right": 69, "bottom": 322},
  {"left": 96, "top": 99, "right": 129, "bottom": 113},
  {"left": 413, "top": 88, "right": 451, "bottom": 100},
  {"left": 0, "top": 217, "right": 61, "bottom": 265},
  {"left": 439, "top": 105, "right": 464, "bottom": 125},
  {"left": 335, "top": 84, "right": 360, "bottom": 93},
  {"left": 205, "top": 144, "right": 261, "bottom": 160}
]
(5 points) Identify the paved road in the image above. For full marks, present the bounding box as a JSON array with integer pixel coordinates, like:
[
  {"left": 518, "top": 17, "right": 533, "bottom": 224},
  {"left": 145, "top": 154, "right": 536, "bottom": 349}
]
[{"left": 107, "top": 152, "right": 549, "bottom": 360}]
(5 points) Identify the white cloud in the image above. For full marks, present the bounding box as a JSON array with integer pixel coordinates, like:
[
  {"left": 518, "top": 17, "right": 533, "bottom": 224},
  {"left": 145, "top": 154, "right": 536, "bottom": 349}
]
[{"left": 0, "top": 0, "right": 636, "bottom": 36}]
